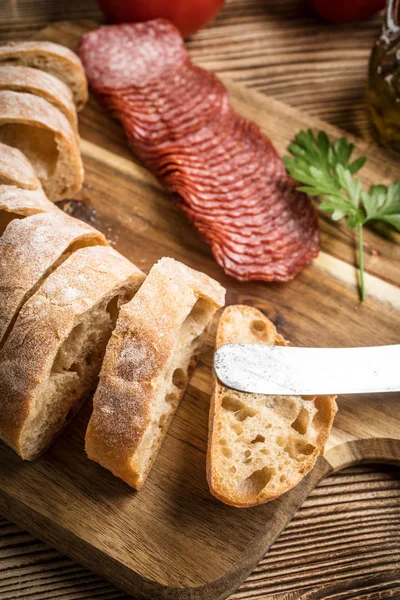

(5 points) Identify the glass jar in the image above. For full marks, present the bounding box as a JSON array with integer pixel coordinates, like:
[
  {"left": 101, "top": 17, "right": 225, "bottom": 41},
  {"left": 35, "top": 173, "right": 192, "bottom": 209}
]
[{"left": 367, "top": 0, "right": 400, "bottom": 151}]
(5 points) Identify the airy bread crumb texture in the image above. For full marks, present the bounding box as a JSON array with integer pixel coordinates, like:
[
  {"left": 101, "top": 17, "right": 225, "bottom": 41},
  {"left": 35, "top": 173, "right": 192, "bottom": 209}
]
[
  {"left": 0, "top": 246, "right": 145, "bottom": 460},
  {"left": 207, "top": 305, "right": 337, "bottom": 508},
  {"left": 0, "top": 210, "right": 107, "bottom": 347},
  {"left": 86, "top": 257, "right": 226, "bottom": 489},
  {"left": 23, "top": 295, "right": 123, "bottom": 459},
  {"left": 0, "top": 91, "right": 83, "bottom": 201},
  {"left": 131, "top": 297, "right": 216, "bottom": 486}
]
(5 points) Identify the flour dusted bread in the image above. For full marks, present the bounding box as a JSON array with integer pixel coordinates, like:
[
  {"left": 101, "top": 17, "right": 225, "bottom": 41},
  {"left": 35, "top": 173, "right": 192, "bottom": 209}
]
[
  {"left": 86, "top": 257, "right": 225, "bottom": 489},
  {"left": 0, "top": 91, "right": 83, "bottom": 201},
  {"left": 207, "top": 305, "right": 337, "bottom": 508},
  {"left": 0, "top": 145, "right": 53, "bottom": 234},
  {"left": 0, "top": 41, "right": 88, "bottom": 110},
  {"left": 0, "top": 246, "right": 145, "bottom": 460},
  {"left": 0, "top": 65, "right": 78, "bottom": 132},
  {"left": 0, "top": 211, "right": 107, "bottom": 346},
  {"left": 0, "top": 185, "right": 58, "bottom": 235},
  {"left": 0, "top": 185, "right": 58, "bottom": 218},
  {"left": 0, "top": 141, "right": 41, "bottom": 190}
]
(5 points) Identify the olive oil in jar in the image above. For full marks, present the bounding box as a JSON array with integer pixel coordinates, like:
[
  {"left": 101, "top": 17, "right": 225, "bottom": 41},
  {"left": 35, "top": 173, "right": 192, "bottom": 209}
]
[{"left": 368, "top": 0, "right": 400, "bottom": 151}]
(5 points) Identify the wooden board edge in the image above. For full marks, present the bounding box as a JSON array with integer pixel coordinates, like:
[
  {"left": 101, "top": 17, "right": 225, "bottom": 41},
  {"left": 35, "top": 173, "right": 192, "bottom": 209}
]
[
  {"left": 0, "top": 456, "right": 332, "bottom": 600},
  {"left": 1, "top": 441, "right": 397, "bottom": 599},
  {"left": 0, "top": 486, "right": 166, "bottom": 600},
  {"left": 204, "top": 457, "right": 333, "bottom": 600},
  {"left": 325, "top": 438, "right": 400, "bottom": 472}
]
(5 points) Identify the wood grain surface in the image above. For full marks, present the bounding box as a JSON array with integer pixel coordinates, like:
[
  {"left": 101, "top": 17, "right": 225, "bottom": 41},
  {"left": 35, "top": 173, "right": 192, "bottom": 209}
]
[
  {"left": 1, "top": 465, "right": 399, "bottom": 600},
  {"left": 0, "top": 1, "right": 399, "bottom": 599}
]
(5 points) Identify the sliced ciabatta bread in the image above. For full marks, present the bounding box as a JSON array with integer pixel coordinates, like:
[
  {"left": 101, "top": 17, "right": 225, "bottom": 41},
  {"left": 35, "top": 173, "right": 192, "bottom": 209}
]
[
  {"left": 0, "top": 141, "right": 41, "bottom": 190},
  {"left": 0, "top": 246, "right": 145, "bottom": 460},
  {"left": 0, "top": 185, "right": 58, "bottom": 235},
  {"left": 0, "top": 185, "right": 58, "bottom": 218},
  {"left": 86, "top": 257, "right": 225, "bottom": 489},
  {"left": 0, "top": 41, "right": 88, "bottom": 110},
  {"left": 207, "top": 305, "right": 337, "bottom": 508},
  {"left": 0, "top": 65, "right": 78, "bottom": 132},
  {"left": 0, "top": 211, "right": 107, "bottom": 347},
  {"left": 0, "top": 91, "right": 83, "bottom": 201}
]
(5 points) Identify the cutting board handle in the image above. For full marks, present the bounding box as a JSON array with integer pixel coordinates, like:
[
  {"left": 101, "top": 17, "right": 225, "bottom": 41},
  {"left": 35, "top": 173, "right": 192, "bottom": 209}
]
[{"left": 325, "top": 438, "right": 400, "bottom": 471}]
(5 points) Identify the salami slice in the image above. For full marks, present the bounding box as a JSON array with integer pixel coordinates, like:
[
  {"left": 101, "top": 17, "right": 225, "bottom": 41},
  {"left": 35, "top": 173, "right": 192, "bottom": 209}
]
[{"left": 79, "top": 20, "right": 320, "bottom": 283}]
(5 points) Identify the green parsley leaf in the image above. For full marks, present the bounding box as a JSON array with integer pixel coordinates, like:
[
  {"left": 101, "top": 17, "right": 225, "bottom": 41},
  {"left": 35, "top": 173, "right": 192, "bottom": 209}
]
[
  {"left": 284, "top": 129, "right": 400, "bottom": 301},
  {"left": 363, "top": 182, "right": 400, "bottom": 230}
]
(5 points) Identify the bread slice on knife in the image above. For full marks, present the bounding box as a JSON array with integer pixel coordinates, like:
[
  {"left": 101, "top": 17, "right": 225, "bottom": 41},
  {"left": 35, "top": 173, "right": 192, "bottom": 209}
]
[
  {"left": 207, "top": 305, "right": 337, "bottom": 508},
  {"left": 0, "top": 91, "right": 83, "bottom": 201},
  {"left": 0, "top": 246, "right": 145, "bottom": 460},
  {"left": 0, "top": 41, "right": 88, "bottom": 110},
  {"left": 86, "top": 257, "right": 225, "bottom": 489},
  {"left": 0, "top": 65, "right": 78, "bottom": 132},
  {"left": 0, "top": 211, "right": 107, "bottom": 346}
]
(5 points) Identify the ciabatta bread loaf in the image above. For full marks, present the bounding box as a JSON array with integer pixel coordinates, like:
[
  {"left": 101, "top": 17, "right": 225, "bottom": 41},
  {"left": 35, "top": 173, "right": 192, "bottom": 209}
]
[
  {"left": 86, "top": 257, "right": 225, "bottom": 489},
  {"left": 0, "top": 246, "right": 145, "bottom": 460},
  {"left": 0, "top": 141, "right": 41, "bottom": 190},
  {"left": 0, "top": 65, "right": 78, "bottom": 132},
  {"left": 0, "top": 41, "right": 88, "bottom": 110},
  {"left": 0, "top": 91, "right": 83, "bottom": 201},
  {"left": 207, "top": 305, "right": 337, "bottom": 508},
  {"left": 0, "top": 211, "right": 107, "bottom": 347}
]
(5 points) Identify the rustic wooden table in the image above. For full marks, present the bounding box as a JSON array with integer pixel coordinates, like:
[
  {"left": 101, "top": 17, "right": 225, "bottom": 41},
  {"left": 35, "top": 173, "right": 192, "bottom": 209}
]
[{"left": 0, "top": 1, "right": 399, "bottom": 599}]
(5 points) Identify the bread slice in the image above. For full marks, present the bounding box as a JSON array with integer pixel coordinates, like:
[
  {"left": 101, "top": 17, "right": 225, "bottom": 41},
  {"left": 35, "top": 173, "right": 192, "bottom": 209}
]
[
  {"left": 0, "top": 185, "right": 58, "bottom": 216},
  {"left": 0, "top": 41, "right": 88, "bottom": 110},
  {"left": 0, "top": 211, "right": 107, "bottom": 347},
  {"left": 207, "top": 305, "right": 337, "bottom": 508},
  {"left": 0, "top": 91, "right": 83, "bottom": 201},
  {"left": 0, "top": 65, "right": 78, "bottom": 132},
  {"left": 0, "top": 185, "right": 59, "bottom": 235},
  {"left": 0, "top": 246, "right": 145, "bottom": 460},
  {"left": 86, "top": 257, "right": 225, "bottom": 489},
  {"left": 0, "top": 141, "right": 41, "bottom": 190}
]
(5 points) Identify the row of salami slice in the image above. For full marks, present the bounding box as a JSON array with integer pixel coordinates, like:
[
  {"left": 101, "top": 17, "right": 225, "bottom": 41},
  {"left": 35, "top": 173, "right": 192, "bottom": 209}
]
[{"left": 78, "top": 19, "right": 320, "bottom": 282}]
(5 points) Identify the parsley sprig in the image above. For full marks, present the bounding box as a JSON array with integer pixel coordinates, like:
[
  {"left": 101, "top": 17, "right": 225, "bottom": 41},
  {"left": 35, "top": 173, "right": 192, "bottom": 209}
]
[{"left": 283, "top": 130, "right": 400, "bottom": 301}]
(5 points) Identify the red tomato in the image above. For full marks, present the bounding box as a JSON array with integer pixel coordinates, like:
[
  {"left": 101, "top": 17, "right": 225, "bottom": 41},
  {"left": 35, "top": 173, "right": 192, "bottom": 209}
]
[
  {"left": 310, "top": 0, "right": 386, "bottom": 23},
  {"left": 97, "top": 0, "right": 225, "bottom": 37}
]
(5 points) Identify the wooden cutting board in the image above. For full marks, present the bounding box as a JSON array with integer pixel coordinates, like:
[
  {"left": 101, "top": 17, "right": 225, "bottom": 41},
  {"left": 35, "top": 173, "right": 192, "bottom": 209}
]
[{"left": 0, "top": 20, "right": 399, "bottom": 600}]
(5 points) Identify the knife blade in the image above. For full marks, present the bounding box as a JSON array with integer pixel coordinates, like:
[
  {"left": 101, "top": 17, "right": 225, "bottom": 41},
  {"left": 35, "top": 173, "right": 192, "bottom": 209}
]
[{"left": 214, "top": 344, "right": 400, "bottom": 395}]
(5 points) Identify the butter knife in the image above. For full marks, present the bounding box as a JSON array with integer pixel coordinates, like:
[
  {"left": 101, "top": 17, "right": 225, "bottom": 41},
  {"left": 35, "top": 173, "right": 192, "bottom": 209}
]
[{"left": 214, "top": 344, "right": 400, "bottom": 395}]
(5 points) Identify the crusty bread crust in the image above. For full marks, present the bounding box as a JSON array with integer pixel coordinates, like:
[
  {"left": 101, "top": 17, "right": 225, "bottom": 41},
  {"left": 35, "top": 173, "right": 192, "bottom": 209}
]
[
  {"left": 0, "top": 185, "right": 58, "bottom": 217},
  {"left": 0, "top": 91, "right": 83, "bottom": 201},
  {"left": 0, "top": 141, "right": 41, "bottom": 190},
  {"left": 0, "top": 246, "right": 145, "bottom": 460},
  {"left": 207, "top": 305, "right": 337, "bottom": 508},
  {"left": 86, "top": 257, "right": 225, "bottom": 489},
  {"left": 0, "top": 65, "right": 78, "bottom": 132},
  {"left": 0, "top": 211, "right": 107, "bottom": 346},
  {"left": 0, "top": 41, "right": 88, "bottom": 110}
]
